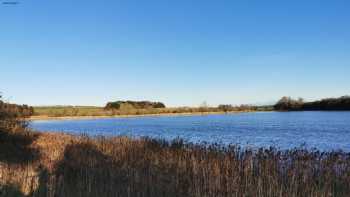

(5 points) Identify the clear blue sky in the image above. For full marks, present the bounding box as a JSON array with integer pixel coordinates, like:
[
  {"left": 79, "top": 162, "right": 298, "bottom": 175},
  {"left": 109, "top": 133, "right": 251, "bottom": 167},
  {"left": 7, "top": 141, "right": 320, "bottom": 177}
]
[{"left": 1, "top": 0, "right": 350, "bottom": 107}]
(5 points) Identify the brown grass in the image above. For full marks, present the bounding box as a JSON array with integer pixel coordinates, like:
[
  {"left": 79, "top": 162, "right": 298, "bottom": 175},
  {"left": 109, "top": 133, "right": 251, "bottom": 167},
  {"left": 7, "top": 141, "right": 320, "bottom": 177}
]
[
  {"left": 32, "top": 106, "right": 257, "bottom": 119},
  {"left": 1, "top": 132, "right": 350, "bottom": 197}
]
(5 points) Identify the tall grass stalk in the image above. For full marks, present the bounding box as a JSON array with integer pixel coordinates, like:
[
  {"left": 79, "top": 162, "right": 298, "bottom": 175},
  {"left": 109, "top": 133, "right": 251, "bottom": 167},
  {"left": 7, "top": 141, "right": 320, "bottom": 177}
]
[{"left": 1, "top": 134, "right": 349, "bottom": 197}]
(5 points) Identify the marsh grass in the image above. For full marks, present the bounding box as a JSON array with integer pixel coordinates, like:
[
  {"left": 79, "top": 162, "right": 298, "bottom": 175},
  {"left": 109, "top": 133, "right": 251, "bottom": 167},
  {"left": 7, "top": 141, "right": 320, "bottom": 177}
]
[{"left": 1, "top": 134, "right": 350, "bottom": 197}]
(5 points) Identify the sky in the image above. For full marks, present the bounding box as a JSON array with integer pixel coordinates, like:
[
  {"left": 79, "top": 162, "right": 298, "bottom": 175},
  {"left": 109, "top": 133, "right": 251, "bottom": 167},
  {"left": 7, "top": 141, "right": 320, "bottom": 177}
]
[{"left": 1, "top": 0, "right": 350, "bottom": 107}]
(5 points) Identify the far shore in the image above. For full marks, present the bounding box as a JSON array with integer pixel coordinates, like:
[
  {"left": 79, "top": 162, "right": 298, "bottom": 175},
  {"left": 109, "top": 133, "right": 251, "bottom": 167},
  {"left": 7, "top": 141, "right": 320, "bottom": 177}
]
[{"left": 28, "top": 111, "right": 250, "bottom": 121}]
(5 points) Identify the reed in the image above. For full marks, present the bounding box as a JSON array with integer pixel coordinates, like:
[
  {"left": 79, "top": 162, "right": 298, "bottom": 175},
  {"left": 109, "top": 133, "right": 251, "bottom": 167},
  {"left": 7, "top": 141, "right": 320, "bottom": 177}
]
[{"left": 1, "top": 133, "right": 350, "bottom": 197}]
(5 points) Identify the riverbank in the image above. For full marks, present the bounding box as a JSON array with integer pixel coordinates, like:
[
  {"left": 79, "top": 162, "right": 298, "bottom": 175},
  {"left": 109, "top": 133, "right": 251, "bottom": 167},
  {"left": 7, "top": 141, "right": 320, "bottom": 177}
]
[
  {"left": 28, "top": 110, "right": 248, "bottom": 120},
  {"left": 1, "top": 131, "right": 350, "bottom": 197},
  {"left": 31, "top": 105, "right": 262, "bottom": 120}
]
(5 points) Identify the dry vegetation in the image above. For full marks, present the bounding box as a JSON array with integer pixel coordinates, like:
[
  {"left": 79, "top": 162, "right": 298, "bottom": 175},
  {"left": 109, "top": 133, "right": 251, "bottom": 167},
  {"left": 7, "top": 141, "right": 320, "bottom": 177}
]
[
  {"left": 32, "top": 105, "right": 257, "bottom": 118},
  {"left": 1, "top": 132, "right": 350, "bottom": 197},
  {"left": 33, "top": 106, "right": 104, "bottom": 117}
]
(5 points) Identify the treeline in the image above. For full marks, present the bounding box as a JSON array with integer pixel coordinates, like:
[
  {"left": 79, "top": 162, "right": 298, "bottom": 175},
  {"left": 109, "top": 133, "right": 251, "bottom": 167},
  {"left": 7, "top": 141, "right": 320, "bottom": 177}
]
[
  {"left": 105, "top": 100, "right": 166, "bottom": 110},
  {"left": 218, "top": 104, "right": 258, "bottom": 112},
  {"left": 274, "top": 96, "right": 350, "bottom": 111},
  {"left": 104, "top": 100, "right": 257, "bottom": 113}
]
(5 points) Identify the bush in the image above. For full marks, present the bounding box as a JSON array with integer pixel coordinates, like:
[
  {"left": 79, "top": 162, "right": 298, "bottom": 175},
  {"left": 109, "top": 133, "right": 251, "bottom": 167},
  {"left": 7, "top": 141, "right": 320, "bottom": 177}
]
[
  {"left": 0, "top": 97, "right": 33, "bottom": 133},
  {"left": 0, "top": 95, "right": 39, "bottom": 165},
  {"left": 105, "top": 100, "right": 166, "bottom": 110}
]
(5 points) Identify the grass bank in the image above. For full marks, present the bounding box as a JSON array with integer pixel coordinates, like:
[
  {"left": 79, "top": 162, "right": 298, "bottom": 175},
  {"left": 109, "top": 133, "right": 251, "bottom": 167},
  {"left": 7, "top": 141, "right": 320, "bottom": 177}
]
[
  {"left": 31, "top": 106, "right": 258, "bottom": 120},
  {"left": 1, "top": 132, "right": 350, "bottom": 197},
  {"left": 29, "top": 111, "right": 247, "bottom": 120}
]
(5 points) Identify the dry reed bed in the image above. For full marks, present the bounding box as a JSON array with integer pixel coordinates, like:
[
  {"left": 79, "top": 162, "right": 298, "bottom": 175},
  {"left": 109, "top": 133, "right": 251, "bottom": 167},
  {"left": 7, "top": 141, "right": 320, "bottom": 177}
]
[{"left": 1, "top": 132, "right": 350, "bottom": 197}]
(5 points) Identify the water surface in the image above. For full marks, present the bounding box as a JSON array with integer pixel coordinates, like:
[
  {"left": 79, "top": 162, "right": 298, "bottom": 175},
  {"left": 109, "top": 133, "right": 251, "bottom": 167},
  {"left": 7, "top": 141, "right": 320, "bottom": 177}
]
[{"left": 30, "top": 112, "right": 350, "bottom": 151}]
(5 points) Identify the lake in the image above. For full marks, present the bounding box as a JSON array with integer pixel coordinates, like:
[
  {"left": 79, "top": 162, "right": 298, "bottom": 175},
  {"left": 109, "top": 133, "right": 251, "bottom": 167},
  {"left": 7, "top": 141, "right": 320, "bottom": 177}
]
[{"left": 30, "top": 111, "right": 350, "bottom": 151}]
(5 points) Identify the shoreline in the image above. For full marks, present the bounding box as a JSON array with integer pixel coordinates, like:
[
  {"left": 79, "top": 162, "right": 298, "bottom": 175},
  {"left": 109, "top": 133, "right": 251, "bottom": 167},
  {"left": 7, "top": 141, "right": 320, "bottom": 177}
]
[{"left": 28, "top": 111, "right": 250, "bottom": 121}]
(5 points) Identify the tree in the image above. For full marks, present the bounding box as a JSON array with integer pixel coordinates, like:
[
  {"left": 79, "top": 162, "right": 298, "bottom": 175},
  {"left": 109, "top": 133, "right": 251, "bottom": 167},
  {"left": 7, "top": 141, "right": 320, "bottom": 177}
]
[
  {"left": 218, "top": 104, "right": 234, "bottom": 112},
  {"left": 105, "top": 101, "right": 166, "bottom": 110},
  {"left": 199, "top": 101, "right": 209, "bottom": 112},
  {"left": 274, "top": 96, "right": 304, "bottom": 111},
  {"left": 0, "top": 94, "right": 33, "bottom": 133}
]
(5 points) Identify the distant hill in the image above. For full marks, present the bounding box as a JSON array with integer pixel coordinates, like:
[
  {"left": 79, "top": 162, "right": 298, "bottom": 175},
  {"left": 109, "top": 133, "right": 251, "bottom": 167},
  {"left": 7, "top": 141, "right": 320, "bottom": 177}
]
[{"left": 105, "top": 101, "right": 166, "bottom": 110}]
